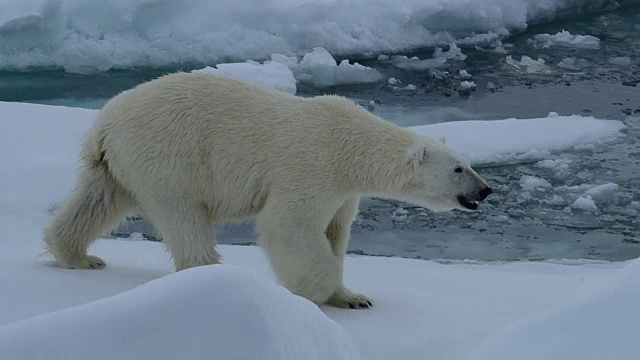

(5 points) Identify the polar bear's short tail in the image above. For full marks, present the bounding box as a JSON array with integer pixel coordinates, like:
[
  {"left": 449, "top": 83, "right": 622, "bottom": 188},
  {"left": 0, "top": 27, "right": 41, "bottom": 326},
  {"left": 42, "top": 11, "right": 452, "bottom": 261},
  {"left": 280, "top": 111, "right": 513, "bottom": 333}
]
[{"left": 43, "top": 132, "right": 135, "bottom": 269}]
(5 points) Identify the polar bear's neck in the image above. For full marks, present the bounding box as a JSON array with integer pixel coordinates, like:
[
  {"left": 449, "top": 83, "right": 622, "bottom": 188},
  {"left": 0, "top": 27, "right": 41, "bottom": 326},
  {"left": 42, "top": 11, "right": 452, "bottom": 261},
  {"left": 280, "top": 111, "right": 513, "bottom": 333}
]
[{"left": 326, "top": 109, "right": 417, "bottom": 198}]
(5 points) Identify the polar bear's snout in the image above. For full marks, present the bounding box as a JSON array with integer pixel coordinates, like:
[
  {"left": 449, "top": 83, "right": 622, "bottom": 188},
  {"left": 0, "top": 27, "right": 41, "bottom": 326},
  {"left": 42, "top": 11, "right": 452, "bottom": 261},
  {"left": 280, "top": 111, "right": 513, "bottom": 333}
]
[
  {"left": 457, "top": 186, "right": 492, "bottom": 210},
  {"left": 479, "top": 186, "right": 492, "bottom": 200}
]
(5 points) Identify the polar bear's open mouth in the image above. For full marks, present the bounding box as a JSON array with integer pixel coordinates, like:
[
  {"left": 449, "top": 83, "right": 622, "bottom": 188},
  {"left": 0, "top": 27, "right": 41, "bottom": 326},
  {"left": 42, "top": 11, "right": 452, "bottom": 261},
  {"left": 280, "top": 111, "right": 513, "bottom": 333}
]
[{"left": 457, "top": 195, "right": 478, "bottom": 210}]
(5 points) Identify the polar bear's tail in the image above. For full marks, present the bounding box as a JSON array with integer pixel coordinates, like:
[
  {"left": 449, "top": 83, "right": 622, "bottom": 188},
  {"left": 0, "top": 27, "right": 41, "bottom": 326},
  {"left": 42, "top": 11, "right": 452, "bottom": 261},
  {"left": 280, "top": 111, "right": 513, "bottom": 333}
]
[{"left": 43, "top": 133, "right": 135, "bottom": 269}]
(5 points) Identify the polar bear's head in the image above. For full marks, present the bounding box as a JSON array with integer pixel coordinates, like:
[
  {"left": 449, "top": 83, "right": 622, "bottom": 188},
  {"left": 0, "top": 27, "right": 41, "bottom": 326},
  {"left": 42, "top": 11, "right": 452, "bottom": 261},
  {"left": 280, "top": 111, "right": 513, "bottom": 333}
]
[{"left": 403, "top": 137, "right": 492, "bottom": 212}]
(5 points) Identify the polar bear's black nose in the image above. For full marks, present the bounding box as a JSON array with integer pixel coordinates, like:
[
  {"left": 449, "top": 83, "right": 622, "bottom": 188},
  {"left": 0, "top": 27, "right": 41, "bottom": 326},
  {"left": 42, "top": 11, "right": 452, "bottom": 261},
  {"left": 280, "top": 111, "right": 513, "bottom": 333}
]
[{"left": 478, "top": 187, "right": 492, "bottom": 201}]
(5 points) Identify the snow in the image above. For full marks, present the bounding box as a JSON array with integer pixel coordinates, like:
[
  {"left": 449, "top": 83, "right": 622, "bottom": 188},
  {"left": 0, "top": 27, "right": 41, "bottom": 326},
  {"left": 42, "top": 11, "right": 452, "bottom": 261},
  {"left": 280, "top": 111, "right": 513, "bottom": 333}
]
[
  {"left": 0, "top": 0, "right": 623, "bottom": 72},
  {"left": 469, "top": 259, "right": 640, "bottom": 360},
  {"left": 0, "top": 265, "right": 360, "bottom": 360},
  {"left": 531, "top": 30, "right": 601, "bottom": 49},
  {"left": 0, "top": 100, "right": 631, "bottom": 359}
]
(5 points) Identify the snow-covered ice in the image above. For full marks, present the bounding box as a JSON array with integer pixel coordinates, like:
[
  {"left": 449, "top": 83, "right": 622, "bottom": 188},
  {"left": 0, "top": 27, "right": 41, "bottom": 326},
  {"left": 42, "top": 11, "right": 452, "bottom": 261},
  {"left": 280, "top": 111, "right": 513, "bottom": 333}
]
[
  {"left": 531, "top": 30, "right": 601, "bottom": 49},
  {"left": 0, "top": 100, "right": 632, "bottom": 359},
  {"left": 0, "top": 0, "right": 624, "bottom": 72},
  {"left": 410, "top": 116, "right": 625, "bottom": 165},
  {"left": 470, "top": 259, "right": 640, "bottom": 360}
]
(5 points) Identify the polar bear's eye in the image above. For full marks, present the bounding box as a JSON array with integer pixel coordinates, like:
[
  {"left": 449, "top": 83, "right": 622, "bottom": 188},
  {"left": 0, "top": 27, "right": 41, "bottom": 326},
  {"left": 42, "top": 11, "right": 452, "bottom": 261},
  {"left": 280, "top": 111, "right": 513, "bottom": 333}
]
[{"left": 454, "top": 166, "right": 463, "bottom": 173}]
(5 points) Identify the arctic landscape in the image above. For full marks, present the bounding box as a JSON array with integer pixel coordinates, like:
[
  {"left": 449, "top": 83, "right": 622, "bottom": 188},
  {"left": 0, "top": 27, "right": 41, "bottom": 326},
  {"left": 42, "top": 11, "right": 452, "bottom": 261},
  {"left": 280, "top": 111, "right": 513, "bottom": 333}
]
[{"left": 0, "top": 0, "right": 639, "bottom": 359}]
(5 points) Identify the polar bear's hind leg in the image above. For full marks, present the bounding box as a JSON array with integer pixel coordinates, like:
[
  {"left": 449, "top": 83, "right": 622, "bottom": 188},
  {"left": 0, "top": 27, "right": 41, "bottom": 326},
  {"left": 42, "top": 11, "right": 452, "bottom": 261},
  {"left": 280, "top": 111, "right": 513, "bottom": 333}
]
[{"left": 43, "top": 163, "right": 136, "bottom": 269}]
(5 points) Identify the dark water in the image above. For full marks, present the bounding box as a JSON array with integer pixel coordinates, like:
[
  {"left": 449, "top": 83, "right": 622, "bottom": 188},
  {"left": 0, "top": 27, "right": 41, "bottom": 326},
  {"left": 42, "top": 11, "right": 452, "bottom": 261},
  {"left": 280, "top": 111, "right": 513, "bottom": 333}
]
[{"left": 7, "top": 7, "right": 640, "bottom": 261}]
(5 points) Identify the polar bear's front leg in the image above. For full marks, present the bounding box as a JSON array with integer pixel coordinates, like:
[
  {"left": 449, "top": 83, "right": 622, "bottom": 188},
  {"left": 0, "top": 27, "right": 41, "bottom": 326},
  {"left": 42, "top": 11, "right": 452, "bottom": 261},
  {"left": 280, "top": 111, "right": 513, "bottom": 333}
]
[
  {"left": 256, "top": 206, "right": 343, "bottom": 305},
  {"left": 325, "top": 197, "right": 373, "bottom": 309}
]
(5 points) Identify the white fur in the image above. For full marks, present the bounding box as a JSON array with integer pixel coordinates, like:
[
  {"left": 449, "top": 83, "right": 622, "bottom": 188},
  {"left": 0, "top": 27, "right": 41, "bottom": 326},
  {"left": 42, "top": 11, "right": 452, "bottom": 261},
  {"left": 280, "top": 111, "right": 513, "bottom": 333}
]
[{"left": 44, "top": 72, "right": 489, "bottom": 309}]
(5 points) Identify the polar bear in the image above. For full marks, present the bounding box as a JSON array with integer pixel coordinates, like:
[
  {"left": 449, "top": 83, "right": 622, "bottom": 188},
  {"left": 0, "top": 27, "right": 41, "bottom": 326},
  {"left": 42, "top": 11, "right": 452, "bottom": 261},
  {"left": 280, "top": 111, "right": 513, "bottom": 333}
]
[{"left": 44, "top": 72, "right": 491, "bottom": 309}]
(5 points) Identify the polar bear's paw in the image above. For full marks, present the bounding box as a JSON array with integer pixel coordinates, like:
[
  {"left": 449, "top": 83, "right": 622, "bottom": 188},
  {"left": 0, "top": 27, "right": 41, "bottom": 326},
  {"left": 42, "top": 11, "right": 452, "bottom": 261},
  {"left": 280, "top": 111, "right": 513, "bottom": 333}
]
[
  {"left": 328, "top": 286, "right": 373, "bottom": 309},
  {"left": 62, "top": 255, "right": 106, "bottom": 269}
]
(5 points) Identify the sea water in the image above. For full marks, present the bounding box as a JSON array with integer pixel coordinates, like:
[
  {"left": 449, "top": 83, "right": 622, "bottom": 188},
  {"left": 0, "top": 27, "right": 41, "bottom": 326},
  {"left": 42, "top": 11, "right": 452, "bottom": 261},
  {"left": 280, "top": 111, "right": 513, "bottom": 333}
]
[{"left": 2, "top": 3, "right": 638, "bottom": 261}]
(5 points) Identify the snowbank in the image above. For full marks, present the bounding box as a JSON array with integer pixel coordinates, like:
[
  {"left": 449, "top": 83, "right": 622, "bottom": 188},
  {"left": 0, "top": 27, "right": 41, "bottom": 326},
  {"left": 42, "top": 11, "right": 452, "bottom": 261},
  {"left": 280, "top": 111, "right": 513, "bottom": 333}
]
[
  {"left": 0, "top": 0, "right": 632, "bottom": 72},
  {"left": 0, "top": 265, "right": 359, "bottom": 360},
  {"left": 469, "top": 258, "right": 640, "bottom": 360},
  {"left": 0, "top": 100, "right": 633, "bottom": 359}
]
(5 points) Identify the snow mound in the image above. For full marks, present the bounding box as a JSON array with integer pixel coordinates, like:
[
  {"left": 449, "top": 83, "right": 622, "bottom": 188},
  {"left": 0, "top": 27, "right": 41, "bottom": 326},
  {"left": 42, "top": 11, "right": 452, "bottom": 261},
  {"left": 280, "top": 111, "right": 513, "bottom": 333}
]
[
  {"left": 469, "top": 258, "right": 640, "bottom": 360},
  {"left": 196, "top": 60, "right": 297, "bottom": 94},
  {"left": 0, "top": 265, "right": 360, "bottom": 360},
  {"left": 0, "top": 0, "right": 627, "bottom": 72},
  {"left": 531, "top": 30, "right": 601, "bottom": 49},
  {"left": 409, "top": 115, "right": 625, "bottom": 165}
]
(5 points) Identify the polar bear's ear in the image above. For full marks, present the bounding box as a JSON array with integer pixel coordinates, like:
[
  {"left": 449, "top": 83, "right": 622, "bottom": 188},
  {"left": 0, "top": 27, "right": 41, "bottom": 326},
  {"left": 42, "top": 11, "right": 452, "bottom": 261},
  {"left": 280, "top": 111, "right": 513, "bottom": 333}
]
[
  {"left": 438, "top": 137, "right": 447, "bottom": 144},
  {"left": 407, "top": 145, "right": 427, "bottom": 170}
]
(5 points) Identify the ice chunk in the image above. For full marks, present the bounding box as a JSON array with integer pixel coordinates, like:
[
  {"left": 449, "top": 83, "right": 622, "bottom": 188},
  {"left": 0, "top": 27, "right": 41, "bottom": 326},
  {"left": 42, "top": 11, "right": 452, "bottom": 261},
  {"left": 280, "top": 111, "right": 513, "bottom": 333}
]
[
  {"left": 584, "top": 183, "right": 619, "bottom": 197},
  {"left": 534, "top": 159, "right": 571, "bottom": 174},
  {"left": 557, "top": 57, "right": 589, "bottom": 70},
  {"left": 434, "top": 43, "right": 467, "bottom": 61},
  {"left": 391, "top": 55, "right": 447, "bottom": 71},
  {"left": 570, "top": 195, "right": 598, "bottom": 212},
  {"left": 531, "top": 30, "right": 600, "bottom": 49},
  {"left": 196, "top": 60, "right": 297, "bottom": 94},
  {"left": 460, "top": 81, "right": 476, "bottom": 90},
  {"left": 608, "top": 57, "right": 632, "bottom": 67},
  {"left": 283, "top": 47, "right": 382, "bottom": 88},
  {"left": 505, "top": 56, "right": 552, "bottom": 74},
  {"left": 392, "top": 84, "right": 417, "bottom": 92},
  {"left": 519, "top": 176, "right": 552, "bottom": 191},
  {"left": 387, "top": 77, "right": 399, "bottom": 85},
  {"left": 459, "top": 70, "right": 472, "bottom": 79}
]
